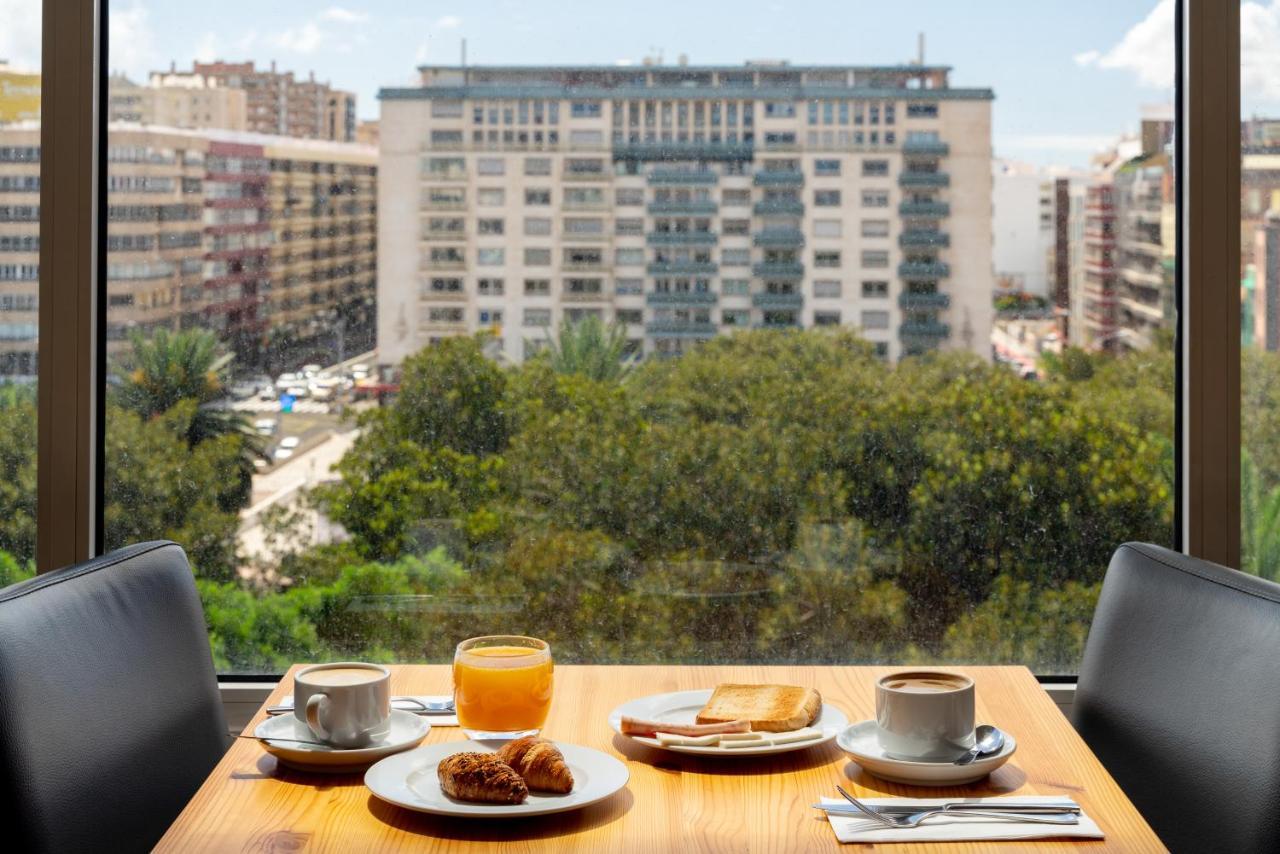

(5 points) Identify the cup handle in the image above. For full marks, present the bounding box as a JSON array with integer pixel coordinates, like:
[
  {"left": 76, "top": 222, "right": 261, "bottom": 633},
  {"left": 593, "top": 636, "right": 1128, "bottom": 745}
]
[{"left": 305, "top": 693, "right": 330, "bottom": 741}]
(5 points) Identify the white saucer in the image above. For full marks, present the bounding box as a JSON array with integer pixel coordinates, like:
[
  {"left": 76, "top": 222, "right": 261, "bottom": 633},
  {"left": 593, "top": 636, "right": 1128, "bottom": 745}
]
[
  {"left": 253, "top": 709, "right": 430, "bottom": 773},
  {"left": 608, "top": 689, "right": 847, "bottom": 756},
  {"left": 837, "top": 720, "right": 1017, "bottom": 786},
  {"left": 365, "top": 741, "right": 629, "bottom": 818}
]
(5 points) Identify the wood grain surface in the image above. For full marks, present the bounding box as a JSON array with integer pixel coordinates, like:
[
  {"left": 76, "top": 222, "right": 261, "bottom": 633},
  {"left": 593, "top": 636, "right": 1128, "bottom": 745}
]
[{"left": 156, "top": 665, "right": 1165, "bottom": 852}]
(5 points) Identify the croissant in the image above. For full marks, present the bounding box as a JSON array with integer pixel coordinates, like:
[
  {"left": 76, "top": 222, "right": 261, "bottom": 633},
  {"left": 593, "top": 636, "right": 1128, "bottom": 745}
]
[
  {"left": 496, "top": 736, "right": 575, "bottom": 794},
  {"left": 437, "top": 752, "right": 528, "bottom": 804}
]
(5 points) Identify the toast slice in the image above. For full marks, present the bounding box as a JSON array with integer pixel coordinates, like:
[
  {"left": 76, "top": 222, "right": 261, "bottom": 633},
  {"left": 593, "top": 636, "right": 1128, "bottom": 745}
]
[{"left": 695, "top": 684, "right": 822, "bottom": 732}]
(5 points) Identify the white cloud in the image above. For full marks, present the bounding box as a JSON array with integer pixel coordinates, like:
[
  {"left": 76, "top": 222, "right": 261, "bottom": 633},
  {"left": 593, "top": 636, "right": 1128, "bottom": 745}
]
[
  {"left": 1074, "top": 0, "right": 1174, "bottom": 88},
  {"left": 0, "top": 0, "right": 42, "bottom": 72},
  {"left": 435, "top": 15, "right": 462, "bottom": 29},
  {"left": 1072, "top": 50, "right": 1100, "bottom": 68},
  {"left": 108, "top": 0, "right": 158, "bottom": 79},
  {"left": 320, "top": 7, "right": 368, "bottom": 24},
  {"left": 272, "top": 21, "right": 326, "bottom": 55}
]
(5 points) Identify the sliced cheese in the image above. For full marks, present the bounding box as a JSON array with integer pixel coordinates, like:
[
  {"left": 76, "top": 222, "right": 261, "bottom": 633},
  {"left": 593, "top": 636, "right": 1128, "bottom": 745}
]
[
  {"left": 656, "top": 732, "right": 721, "bottom": 746},
  {"left": 767, "top": 728, "right": 822, "bottom": 745},
  {"left": 718, "top": 731, "right": 766, "bottom": 742},
  {"left": 720, "top": 737, "right": 768, "bottom": 749}
]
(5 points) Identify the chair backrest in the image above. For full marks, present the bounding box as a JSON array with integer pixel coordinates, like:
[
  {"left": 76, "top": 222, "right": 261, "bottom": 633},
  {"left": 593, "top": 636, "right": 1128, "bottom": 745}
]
[
  {"left": 1075, "top": 542, "right": 1280, "bottom": 852},
  {"left": 0, "top": 541, "right": 228, "bottom": 853}
]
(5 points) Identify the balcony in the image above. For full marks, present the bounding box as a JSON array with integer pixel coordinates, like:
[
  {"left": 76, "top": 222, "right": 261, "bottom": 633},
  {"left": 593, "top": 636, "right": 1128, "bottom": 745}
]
[
  {"left": 899, "top": 292, "right": 951, "bottom": 310},
  {"left": 753, "top": 200, "right": 805, "bottom": 216},
  {"left": 646, "top": 320, "right": 718, "bottom": 337},
  {"left": 899, "top": 229, "right": 951, "bottom": 248},
  {"left": 648, "top": 169, "right": 719, "bottom": 185},
  {"left": 646, "top": 291, "right": 718, "bottom": 307},
  {"left": 899, "top": 201, "right": 951, "bottom": 217},
  {"left": 902, "top": 139, "right": 950, "bottom": 156},
  {"left": 752, "top": 229, "right": 806, "bottom": 248},
  {"left": 755, "top": 317, "right": 801, "bottom": 329},
  {"left": 899, "top": 261, "right": 951, "bottom": 279},
  {"left": 900, "top": 320, "right": 952, "bottom": 339},
  {"left": 899, "top": 171, "right": 950, "bottom": 188},
  {"left": 561, "top": 289, "right": 611, "bottom": 302},
  {"left": 614, "top": 141, "right": 755, "bottom": 162},
  {"left": 647, "top": 261, "right": 719, "bottom": 275},
  {"left": 753, "top": 171, "right": 804, "bottom": 187},
  {"left": 753, "top": 292, "right": 804, "bottom": 309},
  {"left": 648, "top": 200, "right": 719, "bottom": 215},
  {"left": 753, "top": 261, "right": 805, "bottom": 278},
  {"left": 647, "top": 232, "right": 718, "bottom": 246}
]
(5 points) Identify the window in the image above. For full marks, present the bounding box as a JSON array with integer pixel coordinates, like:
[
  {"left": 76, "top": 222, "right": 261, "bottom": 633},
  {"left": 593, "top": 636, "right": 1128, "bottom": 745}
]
[
  {"left": 722, "top": 219, "right": 750, "bottom": 236},
  {"left": 477, "top": 157, "right": 505, "bottom": 176},
  {"left": 569, "top": 129, "right": 603, "bottom": 148},
  {"left": 722, "top": 279, "right": 750, "bottom": 296},
  {"left": 862, "top": 190, "right": 889, "bottom": 207},
  {"left": 477, "top": 278, "right": 505, "bottom": 296},
  {"left": 477, "top": 248, "right": 505, "bottom": 265},
  {"left": 814, "top": 310, "right": 841, "bottom": 326},
  {"left": 425, "top": 156, "right": 466, "bottom": 178},
  {"left": 862, "top": 159, "right": 889, "bottom": 177},
  {"left": 524, "top": 278, "right": 551, "bottom": 296},
  {"left": 814, "top": 251, "right": 841, "bottom": 268},
  {"left": 814, "top": 159, "right": 841, "bottom": 176},
  {"left": 764, "top": 101, "right": 796, "bottom": 118},
  {"left": 477, "top": 188, "right": 505, "bottom": 206},
  {"left": 478, "top": 218, "right": 505, "bottom": 235},
  {"left": 524, "top": 217, "right": 552, "bottom": 236},
  {"left": 616, "top": 248, "right": 644, "bottom": 266},
  {"left": 814, "top": 280, "right": 842, "bottom": 298},
  {"left": 615, "top": 188, "right": 644, "bottom": 206},
  {"left": 861, "top": 220, "right": 890, "bottom": 238},
  {"left": 722, "top": 248, "right": 750, "bottom": 267},
  {"left": 813, "top": 219, "right": 842, "bottom": 238},
  {"left": 524, "top": 157, "right": 552, "bottom": 175},
  {"left": 525, "top": 188, "right": 551, "bottom": 205},
  {"left": 478, "top": 308, "right": 504, "bottom": 325},
  {"left": 722, "top": 309, "right": 750, "bottom": 326},
  {"left": 564, "top": 217, "right": 604, "bottom": 235},
  {"left": 861, "top": 309, "right": 890, "bottom": 329},
  {"left": 861, "top": 280, "right": 889, "bottom": 298},
  {"left": 570, "top": 101, "right": 602, "bottom": 118},
  {"left": 907, "top": 103, "right": 938, "bottom": 118},
  {"left": 523, "top": 308, "right": 552, "bottom": 327},
  {"left": 722, "top": 189, "right": 751, "bottom": 207},
  {"left": 524, "top": 247, "right": 552, "bottom": 266},
  {"left": 861, "top": 250, "right": 889, "bottom": 268},
  {"left": 615, "top": 278, "right": 643, "bottom": 295},
  {"left": 616, "top": 309, "right": 643, "bottom": 324},
  {"left": 814, "top": 190, "right": 841, "bottom": 207},
  {"left": 615, "top": 218, "right": 644, "bottom": 235}
]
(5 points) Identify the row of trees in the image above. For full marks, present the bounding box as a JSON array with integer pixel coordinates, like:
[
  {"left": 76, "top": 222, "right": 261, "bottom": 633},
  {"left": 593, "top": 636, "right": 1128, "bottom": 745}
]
[{"left": 8, "top": 320, "right": 1280, "bottom": 674}]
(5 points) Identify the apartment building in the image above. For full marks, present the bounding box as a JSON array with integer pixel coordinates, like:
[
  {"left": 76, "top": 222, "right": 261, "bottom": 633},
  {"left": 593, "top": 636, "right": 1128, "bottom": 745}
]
[
  {"left": 377, "top": 63, "right": 994, "bottom": 364},
  {"left": 1079, "top": 181, "right": 1119, "bottom": 350},
  {"left": 164, "top": 62, "right": 359, "bottom": 142},
  {"left": 109, "top": 73, "right": 248, "bottom": 131},
  {"left": 1112, "top": 152, "right": 1175, "bottom": 351},
  {"left": 0, "top": 123, "right": 375, "bottom": 379}
]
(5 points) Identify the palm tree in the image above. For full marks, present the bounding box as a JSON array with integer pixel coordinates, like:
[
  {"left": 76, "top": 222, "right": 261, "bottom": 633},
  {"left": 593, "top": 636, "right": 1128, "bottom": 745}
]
[
  {"left": 544, "top": 315, "right": 637, "bottom": 382},
  {"left": 115, "top": 328, "right": 263, "bottom": 505}
]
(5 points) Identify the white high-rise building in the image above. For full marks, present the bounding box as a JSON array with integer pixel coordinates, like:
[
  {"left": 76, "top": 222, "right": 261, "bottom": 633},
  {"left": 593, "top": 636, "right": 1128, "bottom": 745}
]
[{"left": 377, "top": 63, "right": 995, "bottom": 364}]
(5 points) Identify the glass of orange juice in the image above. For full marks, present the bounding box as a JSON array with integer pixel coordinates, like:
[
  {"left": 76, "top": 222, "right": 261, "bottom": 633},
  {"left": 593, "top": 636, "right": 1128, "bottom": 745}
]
[{"left": 453, "top": 635, "right": 553, "bottom": 739}]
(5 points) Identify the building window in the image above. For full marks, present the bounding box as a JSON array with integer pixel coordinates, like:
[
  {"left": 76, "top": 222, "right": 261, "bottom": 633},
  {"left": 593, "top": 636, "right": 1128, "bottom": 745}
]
[
  {"left": 478, "top": 248, "right": 505, "bottom": 265},
  {"left": 813, "top": 219, "right": 842, "bottom": 238},
  {"left": 862, "top": 159, "right": 890, "bottom": 177},
  {"left": 525, "top": 188, "right": 551, "bottom": 205},
  {"left": 722, "top": 309, "right": 750, "bottom": 326},
  {"left": 478, "top": 309, "right": 504, "bottom": 325},
  {"left": 523, "top": 308, "right": 552, "bottom": 327},
  {"left": 722, "top": 279, "right": 750, "bottom": 296},
  {"left": 616, "top": 309, "right": 643, "bottom": 324},
  {"left": 814, "top": 189, "right": 842, "bottom": 207},
  {"left": 907, "top": 103, "right": 939, "bottom": 118},
  {"left": 814, "top": 159, "right": 841, "bottom": 176},
  {"left": 570, "top": 101, "right": 602, "bottom": 118},
  {"left": 616, "top": 188, "right": 644, "bottom": 206},
  {"left": 524, "top": 247, "right": 551, "bottom": 265},
  {"left": 524, "top": 217, "right": 552, "bottom": 236},
  {"left": 861, "top": 250, "right": 889, "bottom": 269},
  {"left": 722, "top": 248, "right": 750, "bottom": 266},
  {"left": 524, "top": 157, "right": 552, "bottom": 175},
  {"left": 814, "top": 280, "right": 842, "bottom": 298},
  {"left": 814, "top": 250, "right": 841, "bottom": 268},
  {"left": 722, "top": 219, "right": 750, "bottom": 236},
  {"left": 722, "top": 189, "right": 751, "bottom": 206},
  {"left": 862, "top": 280, "right": 889, "bottom": 298},
  {"left": 861, "top": 309, "right": 890, "bottom": 329},
  {"left": 615, "top": 218, "right": 644, "bottom": 235},
  {"left": 477, "top": 157, "right": 505, "bottom": 176},
  {"left": 615, "top": 277, "right": 643, "bottom": 295},
  {"left": 862, "top": 189, "right": 890, "bottom": 208},
  {"left": 814, "top": 310, "right": 841, "bottom": 326},
  {"left": 861, "top": 220, "right": 891, "bottom": 238},
  {"left": 477, "top": 278, "right": 505, "bottom": 296},
  {"left": 477, "top": 188, "right": 505, "bottom": 206},
  {"left": 564, "top": 217, "right": 604, "bottom": 235},
  {"left": 478, "top": 218, "right": 505, "bottom": 235},
  {"left": 616, "top": 248, "right": 645, "bottom": 266},
  {"left": 524, "top": 278, "right": 551, "bottom": 296}
]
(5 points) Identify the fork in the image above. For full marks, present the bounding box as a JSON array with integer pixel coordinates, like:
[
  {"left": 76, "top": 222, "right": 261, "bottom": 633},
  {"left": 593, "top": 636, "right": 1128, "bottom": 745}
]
[
  {"left": 834, "top": 786, "right": 1081, "bottom": 829},
  {"left": 266, "top": 696, "right": 454, "bottom": 715}
]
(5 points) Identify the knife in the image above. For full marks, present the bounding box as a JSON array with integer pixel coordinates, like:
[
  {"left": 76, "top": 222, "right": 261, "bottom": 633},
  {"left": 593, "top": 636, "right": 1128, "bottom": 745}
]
[{"left": 814, "top": 802, "right": 1081, "bottom": 815}]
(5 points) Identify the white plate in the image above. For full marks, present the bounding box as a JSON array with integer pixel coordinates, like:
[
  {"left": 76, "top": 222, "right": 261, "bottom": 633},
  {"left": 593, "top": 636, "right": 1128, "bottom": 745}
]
[
  {"left": 837, "top": 719, "right": 1018, "bottom": 786},
  {"left": 253, "top": 709, "right": 430, "bottom": 773},
  {"left": 607, "top": 689, "right": 847, "bottom": 756},
  {"left": 364, "top": 741, "right": 629, "bottom": 818}
]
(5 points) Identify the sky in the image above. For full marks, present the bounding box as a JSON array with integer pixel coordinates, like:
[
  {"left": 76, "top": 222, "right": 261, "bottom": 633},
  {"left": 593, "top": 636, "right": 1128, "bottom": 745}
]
[{"left": 3, "top": 0, "right": 1280, "bottom": 169}]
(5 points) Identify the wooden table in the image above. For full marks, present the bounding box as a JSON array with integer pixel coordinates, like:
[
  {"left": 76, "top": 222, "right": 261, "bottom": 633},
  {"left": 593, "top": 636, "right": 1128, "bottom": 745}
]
[{"left": 157, "top": 665, "right": 1164, "bottom": 852}]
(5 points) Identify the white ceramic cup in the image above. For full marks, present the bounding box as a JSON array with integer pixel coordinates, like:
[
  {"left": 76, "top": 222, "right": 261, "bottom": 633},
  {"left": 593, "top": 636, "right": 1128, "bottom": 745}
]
[
  {"left": 293, "top": 662, "right": 391, "bottom": 749},
  {"left": 875, "top": 670, "right": 976, "bottom": 761}
]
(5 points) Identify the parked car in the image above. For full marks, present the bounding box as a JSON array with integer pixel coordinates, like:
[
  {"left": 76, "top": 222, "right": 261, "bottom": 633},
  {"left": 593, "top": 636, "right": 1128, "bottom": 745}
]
[
  {"left": 272, "top": 448, "right": 294, "bottom": 461},
  {"left": 229, "top": 381, "right": 258, "bottom": 400},
  {"left": 301, "top": 363, "right": 323, "bottom": 378},
  {"left": 275, "top": 372, "right": 301, "bottom": 392},
  {"left": 278, "top": 436, "right": 301, "bottom": 450},
  {"left": 252, "top": 418, "right": 278, "bottom": 437}
]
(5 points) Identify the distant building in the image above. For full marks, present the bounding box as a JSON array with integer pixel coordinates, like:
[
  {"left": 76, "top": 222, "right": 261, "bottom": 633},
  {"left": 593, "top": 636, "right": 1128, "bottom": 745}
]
[
  {"left": 992, "top": 161, "right": 1055, "bottom": 299},
  {"left": 0, "top": 63, "right": 40, "bottom": 124},
  {"left": 378, "top": 62, "right": 995, "bottom": 365},
  {"left": 1113, "top": 151, "right": 1175, "bottom": 351},
  {"left": 109, "top": 73, "right": 248, "bottom": 132},
  {"left": 357, "top": 120, "right": 380, "bottom": 147},
  {"left": 155, "top": 61, "right": 358, "bottom": 142},
  {"left": 1080, "top": 181, "right": 1119, "bottom": 350},
  {"left": 1251, "top": 211, "right": 1280, "bottom": 351}
]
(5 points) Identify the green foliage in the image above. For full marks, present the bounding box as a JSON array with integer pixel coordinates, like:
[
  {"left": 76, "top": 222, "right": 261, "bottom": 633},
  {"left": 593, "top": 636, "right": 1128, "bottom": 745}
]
[
  {"left": 386, "top": 336, "right": 508, "bottom": 456},
  {"left": 542, "top": 316, "right": 636, "bottom": 382}
]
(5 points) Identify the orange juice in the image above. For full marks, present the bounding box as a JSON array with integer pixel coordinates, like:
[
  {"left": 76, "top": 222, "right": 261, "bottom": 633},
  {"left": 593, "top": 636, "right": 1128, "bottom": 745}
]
[{"left": 453, "top": 640, "right": 553, "bottom": 734}]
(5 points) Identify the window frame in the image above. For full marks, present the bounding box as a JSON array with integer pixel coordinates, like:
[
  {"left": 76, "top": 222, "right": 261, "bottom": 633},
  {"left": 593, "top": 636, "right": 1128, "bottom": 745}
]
[{"left": 32, "top": 1, "right": 1241, "bottom": 685}]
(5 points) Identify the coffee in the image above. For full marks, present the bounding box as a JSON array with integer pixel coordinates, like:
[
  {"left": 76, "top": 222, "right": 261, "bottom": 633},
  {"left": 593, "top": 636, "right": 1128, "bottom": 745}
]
[
  {"left": 882, "top": 674, "right": 969, "bottom": 694},
  {"left": 304, "top": 666, "right": 384, "bottom": 686}
]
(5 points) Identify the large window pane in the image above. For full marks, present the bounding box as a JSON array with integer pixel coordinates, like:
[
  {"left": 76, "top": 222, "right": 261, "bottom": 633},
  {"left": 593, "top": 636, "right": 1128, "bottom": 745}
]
[
  {"left": 0, "top": 3, "right": 41, "bottom": 582},
  {"left": 103, "top": 2, "right": 1174, "bottom": 674}
]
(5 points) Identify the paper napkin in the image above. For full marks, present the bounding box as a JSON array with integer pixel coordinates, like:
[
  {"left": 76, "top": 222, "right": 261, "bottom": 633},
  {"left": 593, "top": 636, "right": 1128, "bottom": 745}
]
[{"left": 823, "top": 795, "right": 1104, "bottom": 844}]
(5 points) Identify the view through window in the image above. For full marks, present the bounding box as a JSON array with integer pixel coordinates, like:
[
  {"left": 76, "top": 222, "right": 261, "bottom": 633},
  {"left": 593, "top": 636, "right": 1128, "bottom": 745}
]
[
  {"left": 0, "top": 1, "right": 39, "bottom": 589},
  {"left": 88, "top": 2, "right": 1180, "bottom": 673}
]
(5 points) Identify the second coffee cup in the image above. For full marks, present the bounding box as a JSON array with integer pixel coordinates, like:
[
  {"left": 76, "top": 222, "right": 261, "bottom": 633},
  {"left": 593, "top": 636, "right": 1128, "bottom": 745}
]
[
  {"left": 875, "top": 670, "right": 975, "bottom": 761},
  {"left": 293, "top": 662, "right": 391, "bottom": 748}
]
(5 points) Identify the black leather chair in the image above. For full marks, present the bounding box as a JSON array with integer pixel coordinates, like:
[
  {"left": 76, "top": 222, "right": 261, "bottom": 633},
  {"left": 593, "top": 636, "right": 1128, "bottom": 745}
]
[
  {"left": 0, "top": 541, "right": 228, "bottom": 853},
  {"left": 1075, "top": 542, "right": 1280, "bottom": 852}
]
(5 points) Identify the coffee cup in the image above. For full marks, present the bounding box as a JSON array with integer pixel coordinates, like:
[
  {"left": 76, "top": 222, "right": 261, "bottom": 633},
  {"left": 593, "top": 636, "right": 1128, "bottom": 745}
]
[
  {"left": 293, "top": 662, "right": 391, "bottom": 749},
  {"left": 875, "top": 670, "right": 975, "bottom": 761}
]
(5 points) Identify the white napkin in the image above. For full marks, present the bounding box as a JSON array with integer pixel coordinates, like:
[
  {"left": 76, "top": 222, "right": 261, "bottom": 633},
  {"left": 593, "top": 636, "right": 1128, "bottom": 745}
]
[
  {"left": 823, "top": 795, "right": 1104, "bottom": 844},
  {"left": 278, "top": 694, "right": 458, "bottom": 727}
]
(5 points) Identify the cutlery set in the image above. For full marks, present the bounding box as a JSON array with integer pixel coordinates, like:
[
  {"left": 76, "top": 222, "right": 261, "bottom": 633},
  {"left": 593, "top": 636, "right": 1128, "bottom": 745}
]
[{"left": 814, "top": 785, "right": 1083, "bottom": 829}]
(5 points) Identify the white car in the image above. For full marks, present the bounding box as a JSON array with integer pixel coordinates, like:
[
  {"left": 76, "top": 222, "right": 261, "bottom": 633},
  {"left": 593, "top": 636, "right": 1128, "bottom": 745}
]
[
  {"left": 252, "top": 418, "right": 278, "bottom": 437},
  {"left": 279, "top": 436, "right": 301, "bottom": 450},
  {"left": 301, "top": 363, "right": 323, "bottom": 378},
  {"left": 284, "top": 385, "right": 309, "bottom": 399},
  {"left": 272, "top": 448, "right": 294, "bottom": 461},
  {"left": 275, "top": 372, "right": 301, "bottom": 392}
]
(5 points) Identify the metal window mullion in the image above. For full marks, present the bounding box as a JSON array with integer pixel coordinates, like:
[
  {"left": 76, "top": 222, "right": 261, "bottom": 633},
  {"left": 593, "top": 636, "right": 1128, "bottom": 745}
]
[
  {"left": 36, "top": 0, "right": 103, "bottom": 572},
  {"left": 1180, "top": 0, "right": 1241, "bottom": 566}
]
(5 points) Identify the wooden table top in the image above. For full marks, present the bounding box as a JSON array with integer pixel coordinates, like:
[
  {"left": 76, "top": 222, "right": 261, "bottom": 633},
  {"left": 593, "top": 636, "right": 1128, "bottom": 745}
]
[{"left": 157, "top": 665, "right": 1164, "bottom": 852}]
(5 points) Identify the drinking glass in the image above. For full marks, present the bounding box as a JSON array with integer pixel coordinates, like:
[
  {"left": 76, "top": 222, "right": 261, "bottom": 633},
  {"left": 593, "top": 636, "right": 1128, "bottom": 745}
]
[{"left": 452, "top": 635, "right": 553, "bottom": 739}]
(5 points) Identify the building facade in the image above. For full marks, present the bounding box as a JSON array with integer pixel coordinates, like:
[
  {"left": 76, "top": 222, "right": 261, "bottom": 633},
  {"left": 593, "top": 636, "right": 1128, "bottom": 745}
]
[
  {"left": 109, "top": 73, "right": 248, "bottom": 131},
  {"left": 1079, "top": 181, "right": 1118, "bottom": 350},
  {"left": 1112, "top": 152, "right": 1175, "bottom": 351},
  {"left": 377, "top": 63, "right": 994, "bottom": 364},
  {"left": 0, "top": 123, "right": 376, "bottom": 379}
]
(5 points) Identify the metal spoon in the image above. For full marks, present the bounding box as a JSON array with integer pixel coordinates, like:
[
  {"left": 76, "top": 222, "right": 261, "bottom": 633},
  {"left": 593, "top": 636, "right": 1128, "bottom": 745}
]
[{"left": 955, "top": 724, "right": 1005, "bottom": 765}]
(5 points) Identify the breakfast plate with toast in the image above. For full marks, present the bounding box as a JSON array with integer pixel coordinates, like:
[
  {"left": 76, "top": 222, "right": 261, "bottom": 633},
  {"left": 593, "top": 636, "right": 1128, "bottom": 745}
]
[{"left": 608, "top": 684, "right": 848, "bottom": 756}]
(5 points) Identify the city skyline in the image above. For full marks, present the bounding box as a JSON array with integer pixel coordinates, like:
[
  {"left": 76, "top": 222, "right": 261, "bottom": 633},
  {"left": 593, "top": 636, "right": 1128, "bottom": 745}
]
[{"left": 2, "top": 0, "right": 1236, "bottom": 168}]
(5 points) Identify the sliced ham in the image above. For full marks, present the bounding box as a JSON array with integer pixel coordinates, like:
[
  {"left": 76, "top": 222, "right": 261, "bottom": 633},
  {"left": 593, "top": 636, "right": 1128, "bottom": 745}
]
[{"left": 620, "top": 716, "right": 751, "bottom": 737}]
